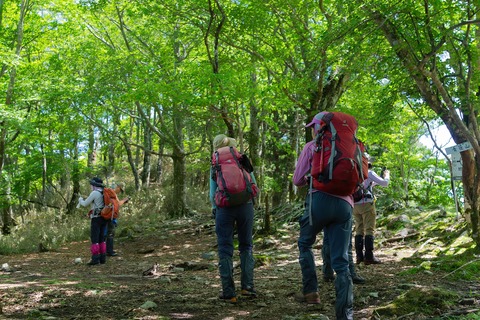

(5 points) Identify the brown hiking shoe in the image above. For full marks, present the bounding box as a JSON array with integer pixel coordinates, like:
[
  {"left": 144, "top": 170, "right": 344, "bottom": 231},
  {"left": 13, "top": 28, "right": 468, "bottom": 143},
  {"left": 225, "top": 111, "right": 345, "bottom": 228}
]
[
  {"left": 241, "top": 288, "right": 257, "bottom": 298},
  {"left": 219, "top": 294, "right": 237, "bottom": 303},
  {"left": 295, "top": 292, "right": 320, "bottom": 304}
]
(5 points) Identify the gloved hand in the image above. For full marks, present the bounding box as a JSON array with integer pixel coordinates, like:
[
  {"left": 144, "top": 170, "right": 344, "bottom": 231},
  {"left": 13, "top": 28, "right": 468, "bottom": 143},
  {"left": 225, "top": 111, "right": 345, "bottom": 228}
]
[
  {"left": 211, "top": 208, "right": 216, "bottom": 219},
  {"left": 76, "top": 197, "right": 84, "bottom": 209}
]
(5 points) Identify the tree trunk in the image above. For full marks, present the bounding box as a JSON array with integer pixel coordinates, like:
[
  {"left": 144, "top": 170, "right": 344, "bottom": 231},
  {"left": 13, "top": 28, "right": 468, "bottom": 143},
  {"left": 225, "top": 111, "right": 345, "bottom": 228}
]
[
  {"left": 121, "top": 137, "right": 140, "bottom": 191},
  {"left": 141, "top": 122, "right": 152, "bottom": 188},
  {"left": 0, "top": 0, "right": 28, "bottom": 233},
  {"left": 248, "top": 70, "right": 260, "bottom": 167},
  {"left": 41, "top": 142, "right": 47, "bottom": 207},
  {"left": 368, "top": 7, "right": 480, "bottom": 248},
  {"left": 87, "top": 118, "right": 96, "bottom": 170},
  {"left": 1, "top": 178, "right": 14, "bottom": 235},
  {"left": 171, "top": 151, "right": 188, "bottom": 217},
  {"left": 153, "top": 140, "right": 163, "bottom": 183},
  {"left": 169, "top": 110, "right": 188, "bottom": 217},
  {"left": 66, "top": 139, "right": 81, "bottom": 214}
]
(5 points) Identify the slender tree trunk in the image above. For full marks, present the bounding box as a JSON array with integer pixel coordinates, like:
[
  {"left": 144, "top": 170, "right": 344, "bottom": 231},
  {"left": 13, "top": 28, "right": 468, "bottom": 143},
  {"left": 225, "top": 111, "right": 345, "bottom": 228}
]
[
  {"left": 87, "top": 119, "right": 96, "bottom": 170},
  {"left": 154, "top": 140, "right": 163, "bottom": 183},
  {"left": 171, "top": 151, "right": 188, "bottom": 216},
  {"left": 0, "top": 0, "right": 28, "bottom": 234},
  {"left": 1, "top": 179, "right": 14, "bottom": 235},
  {"left": 66, "top": 138, "right": 81, "bottom": 214},
  {"left": 122, "top": 138, "right": 140, "bottom": 191},
  {"left": 107, "top": 138, "right": 115, "bottom": 179},
  {"left": 41, "top": 142, "right": 47, "bottom": 207},
  {"left": 248, "top": 70, "right": 260, "bottom": 167},
  {"left": 135, "top": 117, "right": 141, "bottom": 169},
  {"left": 141, "top": 122, "right": 152, "bottom": 188},
  {"left": 170, "top": 111, "right": 188, "bottom": 216}
]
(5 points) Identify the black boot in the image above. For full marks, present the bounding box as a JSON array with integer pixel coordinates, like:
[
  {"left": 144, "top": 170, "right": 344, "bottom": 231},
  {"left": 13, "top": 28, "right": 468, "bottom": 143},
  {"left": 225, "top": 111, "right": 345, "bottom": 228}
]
[
  {"left": 87, "top": 255, "right": 100, "bottom": 266},
  {"left": 354, "top": 235, "right": 364, "bottom": 264},
  {"left": 364, "top": 235, "right": 381, "bottom": 265},
  {"left": 350, "top": 271, "right": 366, "bottom": 284}
]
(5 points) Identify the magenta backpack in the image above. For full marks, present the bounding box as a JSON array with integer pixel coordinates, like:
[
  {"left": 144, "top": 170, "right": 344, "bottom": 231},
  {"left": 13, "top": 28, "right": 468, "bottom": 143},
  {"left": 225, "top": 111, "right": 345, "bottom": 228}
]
[{"left": 212, "top": 146, "right": 258, "bottom": 207}]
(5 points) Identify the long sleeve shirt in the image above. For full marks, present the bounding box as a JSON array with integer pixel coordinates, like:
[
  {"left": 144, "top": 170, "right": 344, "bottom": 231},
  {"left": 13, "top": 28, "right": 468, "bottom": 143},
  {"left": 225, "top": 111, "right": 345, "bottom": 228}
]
[
  {"left": 78, "top": 188, "right": 104, "bottom": 218},
  {"left": 354, "top": 170, "right": 389, "bottom": 205},
  {"left": 293, "top": 140, "right": 353, "bottom": 207}
]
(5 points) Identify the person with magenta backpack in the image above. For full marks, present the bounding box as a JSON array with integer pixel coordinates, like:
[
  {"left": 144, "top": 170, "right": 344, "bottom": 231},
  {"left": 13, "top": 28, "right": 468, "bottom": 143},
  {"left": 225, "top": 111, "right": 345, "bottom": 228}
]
[
  {"left": 210, "top": 134, "right": 259, "bottom": 303},
  {"left": 77, "top": 177, "right": 108, "bottom": 266},
  {"left": 293, "top": 112, "right": 368, "bottom": 320}
]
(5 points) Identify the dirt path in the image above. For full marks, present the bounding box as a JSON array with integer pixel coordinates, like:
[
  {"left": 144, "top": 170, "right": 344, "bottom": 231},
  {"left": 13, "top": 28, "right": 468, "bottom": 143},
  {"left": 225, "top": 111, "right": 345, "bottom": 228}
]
[{"left": 0, "top": 215, "right": 476, "bottom": 320}]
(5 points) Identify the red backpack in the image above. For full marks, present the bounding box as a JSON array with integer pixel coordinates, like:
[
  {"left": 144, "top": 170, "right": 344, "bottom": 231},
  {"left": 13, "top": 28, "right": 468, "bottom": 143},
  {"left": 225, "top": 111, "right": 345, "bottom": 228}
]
[
  {"left": 310, "top": 112, "right": 368, "bottom": 196},
  {"left": 212, "top": 146, "right": 258, "bottom": 207},
  {"left": 100, "top": 188, "right": 120, "bottom": 220}
]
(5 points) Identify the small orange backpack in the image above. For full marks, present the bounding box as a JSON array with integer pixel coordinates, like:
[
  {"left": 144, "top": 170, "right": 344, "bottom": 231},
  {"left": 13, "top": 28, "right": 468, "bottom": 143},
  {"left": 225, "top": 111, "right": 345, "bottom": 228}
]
[{"left": 101, "top": 188, "right": 120, "bottom": 220}]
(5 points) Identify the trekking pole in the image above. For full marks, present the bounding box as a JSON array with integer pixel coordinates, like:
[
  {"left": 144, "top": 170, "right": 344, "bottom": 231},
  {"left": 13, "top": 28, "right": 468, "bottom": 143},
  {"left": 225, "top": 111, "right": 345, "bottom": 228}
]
[{"left": 308, "top": 174, "right": 313, "bottom": 226}]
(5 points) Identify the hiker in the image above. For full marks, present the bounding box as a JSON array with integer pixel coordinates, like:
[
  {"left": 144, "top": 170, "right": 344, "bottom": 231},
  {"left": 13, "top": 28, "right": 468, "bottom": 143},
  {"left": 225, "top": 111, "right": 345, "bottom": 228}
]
[
  {"left": 354, "top": 163, "right": 390, "bottom": 265},
  {"left": 293, "top": 112, "right": 364, "bottom": 320},
  {"left": 77, "top": 177, "right": 108, "bottom": 266},
  {"left": 105, "top": 182, "right": 130, "bottom": 257},
  {"left": 322, "top": 232, "right": 365, "bottom": 284},
  {"left": 210, "top": 134, "right": 258, "bottom": 303}
]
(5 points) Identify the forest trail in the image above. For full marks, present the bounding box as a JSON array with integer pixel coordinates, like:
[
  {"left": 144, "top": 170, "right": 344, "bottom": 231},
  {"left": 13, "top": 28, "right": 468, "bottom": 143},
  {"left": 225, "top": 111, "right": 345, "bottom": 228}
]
[{"left": 0, "top": 214, "right": 478, "bottom": 320}]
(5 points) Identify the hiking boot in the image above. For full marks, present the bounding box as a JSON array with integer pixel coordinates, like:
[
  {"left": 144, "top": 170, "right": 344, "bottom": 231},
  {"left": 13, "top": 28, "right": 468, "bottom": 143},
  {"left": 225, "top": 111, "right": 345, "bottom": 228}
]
[
  {"left": 241, "top": 288, "right": 257, "bottom": 298},
  {"left": 364, "top": 235, "right": 381, "bottom": 265},
  {"left": 219, "top": 294, "right": 237, "bottom": 303},
  {"left": 107, "top": 252, "right": 119, "bottom": 257},
  {"left": 352, "top": 274, "right": 366, "bottom": 284},
  {"left": 364, "top": 257, "right": 382, "bottom": 265},
  {"left": 295, "top": 292, "right": 320, "bottom": 304},
  {"left": 354, "top": 235, "right": 364, "bottom": 264},
  {"left": 87, "top": 254, "right": 100, "bottom": 266}
]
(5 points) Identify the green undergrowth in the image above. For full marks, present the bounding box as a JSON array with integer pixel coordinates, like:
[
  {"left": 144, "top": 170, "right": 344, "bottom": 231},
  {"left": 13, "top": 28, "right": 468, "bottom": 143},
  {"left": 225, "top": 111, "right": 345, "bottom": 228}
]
[
  {"left": 0, "top": 188, "right": 173, "bottom": 255},
  {"left": 400, "top": 248, "right": 480, "bottom": 281},
  {"left": 374, "top": 286, "right": 459, "bottom": 318},
  {"left": 377, "top": 204, "right": 479, "bottom": 282}
]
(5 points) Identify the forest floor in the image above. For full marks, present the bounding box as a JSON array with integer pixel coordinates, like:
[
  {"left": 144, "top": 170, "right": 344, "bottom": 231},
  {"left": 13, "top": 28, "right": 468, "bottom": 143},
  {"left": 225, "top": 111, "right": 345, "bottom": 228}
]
[{"left": 0, "top": 213, "right": 479, "bottom": 320}]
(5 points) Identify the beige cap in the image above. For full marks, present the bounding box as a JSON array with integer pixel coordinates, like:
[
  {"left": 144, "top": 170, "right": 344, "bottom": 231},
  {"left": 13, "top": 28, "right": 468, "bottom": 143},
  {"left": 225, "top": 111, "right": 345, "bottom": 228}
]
[
  {"left": 213, "top": 134, "right": 236, "bottom": 150},
  {"left": 116, "top": 182, "right": 125, "bottom": 192}
]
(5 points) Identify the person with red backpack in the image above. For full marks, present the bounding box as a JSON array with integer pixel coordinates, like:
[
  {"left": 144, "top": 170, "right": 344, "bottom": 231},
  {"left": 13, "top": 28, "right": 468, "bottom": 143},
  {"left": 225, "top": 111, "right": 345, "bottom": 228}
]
[
  {"left": 210, "top": 134, "right": 259, "bottom": 303},
  {"left": 77, "top": 177, "right": 108, "bottom": 266},
  {"left": 293, "top": 112, "right": 367, "bottom": 320}
]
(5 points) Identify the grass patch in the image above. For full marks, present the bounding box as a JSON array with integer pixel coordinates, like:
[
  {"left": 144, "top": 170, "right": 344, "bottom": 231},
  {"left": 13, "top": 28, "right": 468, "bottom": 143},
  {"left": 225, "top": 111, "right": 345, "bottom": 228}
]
[{"left": 375, "top": 287, "right": 459, "bottom": 318}]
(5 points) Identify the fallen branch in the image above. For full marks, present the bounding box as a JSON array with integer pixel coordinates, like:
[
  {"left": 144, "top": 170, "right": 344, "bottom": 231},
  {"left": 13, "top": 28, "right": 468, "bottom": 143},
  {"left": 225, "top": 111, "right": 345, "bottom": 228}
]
[
  {"left": 440, "top": 258, "right": 480, "bottom": 279},
  {"left": 397, "top": 312, "right": 416, "bottom": 319},
  {"left": 385, "top": 232, "right": 420, "bottom": 243},
  {"left": 441, "top": 308, "right": 480, "bottom": 317}
]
